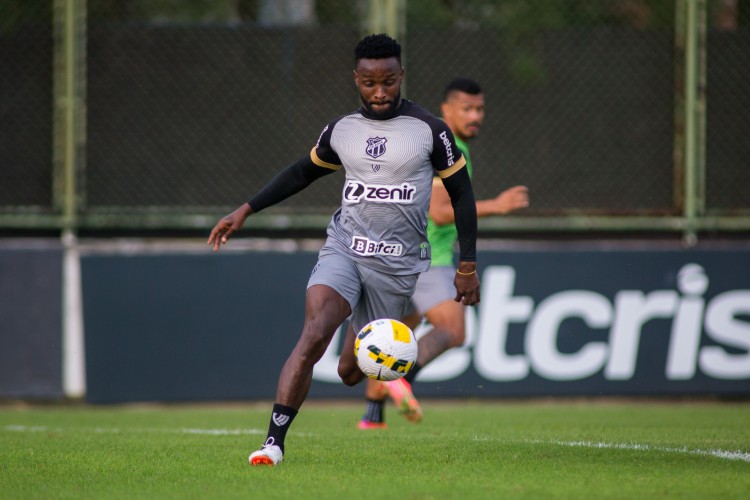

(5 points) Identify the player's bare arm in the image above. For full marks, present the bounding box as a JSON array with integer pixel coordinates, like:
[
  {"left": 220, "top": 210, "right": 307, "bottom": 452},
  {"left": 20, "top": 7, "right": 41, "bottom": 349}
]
[
  {"left": 207, "top": 203, "right": 254, "bottom": 252},
  {"left": 430, "top": 181, "right": 529, "bottom": 225},
  {"left": 454, "top": 260, "right": 480, "bottom": 305},
  {"left": 208, "top": 157, "right": 335, "bottom": 252},
  {"left": 482, "top": 185, "right": 529, "bottom": 215},
  {"left": 428, "top": 179, "right": 455, "bottom": 225}
]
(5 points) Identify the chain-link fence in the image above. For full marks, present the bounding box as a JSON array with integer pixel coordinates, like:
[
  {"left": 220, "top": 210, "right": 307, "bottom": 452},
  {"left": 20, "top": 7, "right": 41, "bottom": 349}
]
[
  {"left": 0, "top": 0, "right": 53, "bottom": 211},
  {"left": 405, "top": 1, "right": 677, "bottom": 215},
  {"left": 706, "top": 0, "right": 750, "bottom": 214},
  {"left": 1, "top": 0, "right": 748, "bottom": 234}
]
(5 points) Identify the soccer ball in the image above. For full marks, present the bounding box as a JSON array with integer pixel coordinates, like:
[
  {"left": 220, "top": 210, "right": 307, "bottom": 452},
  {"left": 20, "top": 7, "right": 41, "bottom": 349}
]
[{"left": 354, "top": 318, "right": 418, "bottom": 381}]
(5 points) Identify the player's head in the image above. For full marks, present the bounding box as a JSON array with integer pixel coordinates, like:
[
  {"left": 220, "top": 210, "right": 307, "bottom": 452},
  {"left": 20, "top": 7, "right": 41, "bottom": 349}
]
[
  {"left": 441, "top": 77, "right": 485, "bottom": 141},
  {"left": 353, "top": 34, "right": 404, "bottom": 117}
]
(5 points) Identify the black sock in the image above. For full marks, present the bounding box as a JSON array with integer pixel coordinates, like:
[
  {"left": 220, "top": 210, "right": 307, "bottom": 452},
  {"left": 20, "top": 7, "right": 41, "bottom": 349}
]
[
  {"left": 404, "top": 362, "right": 423, "bottom": 384},
  {"left": 263, "top": 403, "right": 298, "bottom": 453},
  {"left": 363, "top": 399, "right": 385, "bottom": 423}
]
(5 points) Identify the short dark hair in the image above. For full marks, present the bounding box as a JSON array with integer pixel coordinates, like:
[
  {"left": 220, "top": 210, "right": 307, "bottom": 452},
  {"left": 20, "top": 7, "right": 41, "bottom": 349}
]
[
  {"left": 443, "top": 77, "right": 483, "bottom": 101},
  {"left": 354, "top": 33, "right": 402, "bottom": 65}
]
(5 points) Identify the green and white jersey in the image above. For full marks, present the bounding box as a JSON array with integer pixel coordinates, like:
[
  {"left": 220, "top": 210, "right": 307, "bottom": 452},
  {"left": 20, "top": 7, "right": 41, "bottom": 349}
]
[
  {"left": 427, "top": 136, "right": 473, "bottom": 267},
  {"left": 311, "top": 100, "right": 466, "bottom": 275}
]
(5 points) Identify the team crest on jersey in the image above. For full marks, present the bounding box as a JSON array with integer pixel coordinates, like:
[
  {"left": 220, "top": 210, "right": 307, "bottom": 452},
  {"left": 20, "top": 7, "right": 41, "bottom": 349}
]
[{"left": 366, "top": 137, "right": 387, "bottom": 158}]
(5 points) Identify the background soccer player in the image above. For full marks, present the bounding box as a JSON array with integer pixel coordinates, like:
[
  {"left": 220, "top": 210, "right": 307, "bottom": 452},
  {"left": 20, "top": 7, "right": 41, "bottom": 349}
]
[
  {"left": 208, "top": 36, "right": 480, "bottom": 465},
  {"left": 359, "top": 77, "right": 529, "bottom": 428}
]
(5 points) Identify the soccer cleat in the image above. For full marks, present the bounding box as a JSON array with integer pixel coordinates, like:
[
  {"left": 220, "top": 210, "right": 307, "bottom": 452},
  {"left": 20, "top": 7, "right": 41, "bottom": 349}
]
[
  {"left": 249, "top": 444, "right": 283, "bottom": 466},
  {"left": 357, "top": 419, "right": 388, "bottom": 430},
  {"left": 387, "top": 378, "right": 422, "bottom": 423}
]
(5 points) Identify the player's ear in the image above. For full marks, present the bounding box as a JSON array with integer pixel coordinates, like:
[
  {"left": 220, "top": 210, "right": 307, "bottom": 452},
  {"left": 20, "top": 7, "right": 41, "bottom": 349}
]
[
  {"left": 353, "top": 69, "right": 359, "bottom": 86},
  {"left": 440, "top": 101, "right": 450, "bottom": 118}
]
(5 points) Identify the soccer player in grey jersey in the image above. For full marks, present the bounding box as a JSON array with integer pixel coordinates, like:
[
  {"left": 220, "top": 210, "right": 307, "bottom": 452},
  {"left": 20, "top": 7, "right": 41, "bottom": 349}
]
[
  {"left": 208, "top": 34, "right": 480, "bottom": 466},
  {"left": 315, "top": 97, "right": 467, "bottom": 275}
]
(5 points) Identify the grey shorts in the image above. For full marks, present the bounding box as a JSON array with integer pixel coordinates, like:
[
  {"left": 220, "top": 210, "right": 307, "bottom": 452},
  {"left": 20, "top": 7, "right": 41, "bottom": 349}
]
[
  {"left": 307, "top": 245, "right": 418, "bottom": 334},
  {"left": 410, "top": 265, "right": 456, "bottom": 315}
]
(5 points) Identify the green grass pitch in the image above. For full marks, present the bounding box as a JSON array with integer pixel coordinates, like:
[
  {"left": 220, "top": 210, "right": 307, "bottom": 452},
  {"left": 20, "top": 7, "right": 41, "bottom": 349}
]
[{"left": 1, "top": 400, "right": 749, "bottom": 499}]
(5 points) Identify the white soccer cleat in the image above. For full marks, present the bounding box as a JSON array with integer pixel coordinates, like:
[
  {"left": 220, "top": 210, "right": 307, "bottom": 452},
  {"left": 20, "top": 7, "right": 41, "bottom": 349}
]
[{"left": 249, "top": 444, "right": 283, "bottom": 466}]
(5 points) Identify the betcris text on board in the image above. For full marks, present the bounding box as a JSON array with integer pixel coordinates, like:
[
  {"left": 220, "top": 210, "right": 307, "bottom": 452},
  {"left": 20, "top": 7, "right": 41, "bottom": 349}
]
[
  {"left": 471, "top": 264, "right": 749, "bottom": 383},
  {"left": 314, "top": 262, "right": 750, "bottom": 388}
]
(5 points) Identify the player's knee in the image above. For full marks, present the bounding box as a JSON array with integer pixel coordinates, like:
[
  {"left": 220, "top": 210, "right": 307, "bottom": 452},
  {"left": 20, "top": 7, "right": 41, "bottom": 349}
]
[
  {"left": 337, "top": 350, "right": 365, "bottom": 386},
  {"left": 337, "top": 360, "right": 364, "bottom": 386},
  {"left": 443, "top": 322, "right": 466, "bottom": 348},
  {"left": 297, "top": 327, "right": 336, "bottom": 365},
  {"left": 449, "top": 328, "right": 466, "bottom": 348},
  {"left": 339, "top": 372, "right": 361, "bottom": 387}
]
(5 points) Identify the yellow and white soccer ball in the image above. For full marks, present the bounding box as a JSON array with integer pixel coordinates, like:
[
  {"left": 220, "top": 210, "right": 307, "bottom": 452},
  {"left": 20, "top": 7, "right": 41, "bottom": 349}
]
[{"left": 354, "top": 318, "right": 418, "bottom": 381}]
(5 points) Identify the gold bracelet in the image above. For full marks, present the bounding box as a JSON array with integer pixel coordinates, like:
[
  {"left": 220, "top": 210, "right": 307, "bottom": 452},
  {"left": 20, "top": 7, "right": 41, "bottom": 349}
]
[{"left": 456, "top": 269, "right": 477, "bottom": 276}]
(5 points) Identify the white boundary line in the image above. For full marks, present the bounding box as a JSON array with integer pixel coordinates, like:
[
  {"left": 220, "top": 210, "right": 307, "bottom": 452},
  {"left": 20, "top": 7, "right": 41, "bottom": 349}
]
[
  {"left": 1, "top": 425, "right": 313, "bottom": 437},
  {"left": 524, "top": 438, "right": 750, "bottom": 462},
  {"left": 1, "top": 425, "right": 263, "bottom": 435},
  {"left": 4, "top": 425, "right": 748, "bottom": 462},
  {"left": 470, "top": 435, "right": 750, "bottom": 462}
]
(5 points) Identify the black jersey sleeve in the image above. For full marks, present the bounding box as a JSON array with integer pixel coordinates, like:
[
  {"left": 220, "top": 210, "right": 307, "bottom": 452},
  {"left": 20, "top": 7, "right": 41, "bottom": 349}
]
[
  {"left": 248, "top": 120, "right": 343, "bottom": 213},
  {"left": 310, "top": 119, "right": 344, "bottom": 169},
  {"left": 429, "top": 120, "right": 467, "bottom": 178},
  {"left": 441, "top": 165, "right": 477, "bottom": 262},
  {"left": 401, "top": 101, "right": 467, "bottom": 175},
  {"left": 247, "top": 155, "right": 335, "bottom": 213},
  {"left": 418, "top": 111, "right": 476, "bottom": 262}
]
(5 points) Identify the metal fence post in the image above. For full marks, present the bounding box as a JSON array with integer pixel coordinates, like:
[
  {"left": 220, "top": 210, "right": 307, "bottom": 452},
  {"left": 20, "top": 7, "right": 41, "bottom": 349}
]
[
  {"left": 367, "top": 0, "right": 407, "bottom": 96},
  {"left": 54, "top": 0, "right": 87, "bottom": 399},
  {"left": 682, "top": 0, "right": 708, "bottom": 245},
  {"left": 53, "top": 0, "right": 85, "bottom": 230}
]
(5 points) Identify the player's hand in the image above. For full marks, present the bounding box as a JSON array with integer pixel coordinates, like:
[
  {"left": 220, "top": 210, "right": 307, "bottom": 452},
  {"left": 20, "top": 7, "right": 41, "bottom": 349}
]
[
  {"left": 207, "top": 203, "right": 253, "bottom": 252},
  {"left": 493, "top": 185, "right": 529, "bottom": 214},
  {"left": 454, "top": 262, "right": 480, "bottom": 306}
]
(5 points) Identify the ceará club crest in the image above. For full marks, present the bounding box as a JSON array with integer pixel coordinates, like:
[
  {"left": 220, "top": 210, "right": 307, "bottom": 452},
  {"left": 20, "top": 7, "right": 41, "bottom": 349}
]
[{"left": 366, "top": 137, "right": 387, "bottom": 158}]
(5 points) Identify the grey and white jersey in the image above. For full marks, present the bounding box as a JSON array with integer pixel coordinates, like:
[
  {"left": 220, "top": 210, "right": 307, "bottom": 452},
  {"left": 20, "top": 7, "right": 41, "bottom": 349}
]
[{"left": 310, "top": 100, "right": 466, "bottom": 275}]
